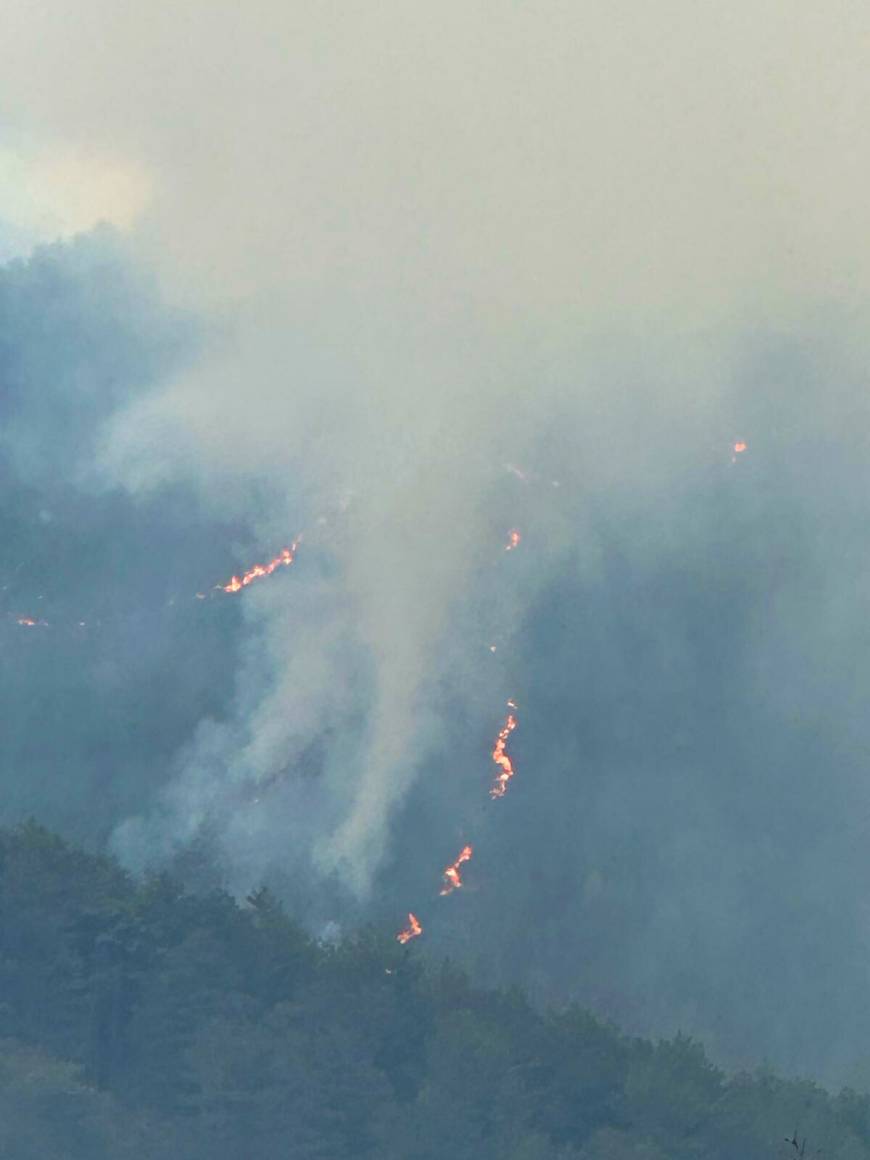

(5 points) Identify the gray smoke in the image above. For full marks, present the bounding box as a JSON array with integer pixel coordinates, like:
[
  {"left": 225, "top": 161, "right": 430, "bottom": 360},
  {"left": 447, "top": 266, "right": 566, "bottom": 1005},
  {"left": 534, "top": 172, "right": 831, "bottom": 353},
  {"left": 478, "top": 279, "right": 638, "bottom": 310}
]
[{"left": 3, "top": 0, "right": 870, "bottom": 1087}]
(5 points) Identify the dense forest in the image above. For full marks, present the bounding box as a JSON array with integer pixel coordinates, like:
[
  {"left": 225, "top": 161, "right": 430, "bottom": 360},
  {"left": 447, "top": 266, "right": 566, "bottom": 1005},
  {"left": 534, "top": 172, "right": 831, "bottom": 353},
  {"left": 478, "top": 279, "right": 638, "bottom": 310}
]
[{"left": 0, "top": 820, "right": 864, "bottom": 1159}]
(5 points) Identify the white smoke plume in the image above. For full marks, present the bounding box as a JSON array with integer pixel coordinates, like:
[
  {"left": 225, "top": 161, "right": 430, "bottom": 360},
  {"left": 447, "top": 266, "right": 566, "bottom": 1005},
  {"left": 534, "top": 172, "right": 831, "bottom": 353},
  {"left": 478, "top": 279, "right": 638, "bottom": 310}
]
[{"left": 4, "top": 0, "right": 870, "bottom": 900}]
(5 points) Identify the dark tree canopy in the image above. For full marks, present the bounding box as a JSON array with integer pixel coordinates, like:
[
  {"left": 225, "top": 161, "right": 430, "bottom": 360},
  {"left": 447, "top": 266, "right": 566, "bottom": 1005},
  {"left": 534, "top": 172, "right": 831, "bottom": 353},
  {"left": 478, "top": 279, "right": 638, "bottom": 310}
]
[{"left": 0, "top": 820, "right": 864, "bottom": 1159}]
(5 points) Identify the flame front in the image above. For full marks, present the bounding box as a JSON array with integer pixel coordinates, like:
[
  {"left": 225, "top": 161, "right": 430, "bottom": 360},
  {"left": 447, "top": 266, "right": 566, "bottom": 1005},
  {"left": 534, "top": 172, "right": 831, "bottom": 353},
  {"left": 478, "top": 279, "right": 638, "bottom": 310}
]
[
  {"left": 490, "top": 707, "right": 518, "bottom": 799},
  {"left": 505, "top": 529, "right": 521, "bottom": 551},
  {"left": 219, "top": 540, "right": 299, "bottom": 594},
  {"left": 16, "top": 615, "right": 46, "bottom": 627},
  {"left": 440, "top": 844, "right": 473, "bottom": 896},
  {"left": 396, "top": 912, "right": 423, "bottom": 944}
]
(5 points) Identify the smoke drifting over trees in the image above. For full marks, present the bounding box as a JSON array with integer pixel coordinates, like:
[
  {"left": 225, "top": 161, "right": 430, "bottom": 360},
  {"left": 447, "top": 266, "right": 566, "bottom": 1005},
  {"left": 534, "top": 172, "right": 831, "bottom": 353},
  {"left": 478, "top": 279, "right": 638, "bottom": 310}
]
[
  {"left": 3, "top": 0, "right": 870, "bottom": 1098},
  {"left": 2, "top": 231, "right": 870, "bottom": 1090}
]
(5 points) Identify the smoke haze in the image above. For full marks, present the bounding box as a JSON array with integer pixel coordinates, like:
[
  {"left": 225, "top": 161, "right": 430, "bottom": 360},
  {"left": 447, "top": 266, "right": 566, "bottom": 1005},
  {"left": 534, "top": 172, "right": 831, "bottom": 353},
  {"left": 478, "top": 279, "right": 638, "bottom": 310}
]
[{"left": 2, "top": 0, "right": 870, "bottom": 1086}]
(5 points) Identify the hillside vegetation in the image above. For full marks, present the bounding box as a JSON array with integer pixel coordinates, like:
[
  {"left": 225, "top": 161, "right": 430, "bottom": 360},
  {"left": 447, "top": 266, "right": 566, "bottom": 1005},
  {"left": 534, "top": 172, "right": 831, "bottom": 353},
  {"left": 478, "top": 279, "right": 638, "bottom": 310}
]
[{"left": 0, "top": 821, "right": 864, "bottom": 1159}]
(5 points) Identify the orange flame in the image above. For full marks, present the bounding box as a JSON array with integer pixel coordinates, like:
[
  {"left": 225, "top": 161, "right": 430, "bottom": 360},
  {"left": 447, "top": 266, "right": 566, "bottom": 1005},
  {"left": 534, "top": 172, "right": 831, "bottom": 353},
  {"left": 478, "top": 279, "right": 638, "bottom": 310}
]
[
  {"left": 219, "top": 540, "right": 299, "bottom": 594},
  {"left": 440, "top": 844, "right": 473, "bottom": 896},
  {"left": 396, "top": 912, "right": 423, "bottom": 944},
  {"left": 733, "top": 441, "right": 747, "bottom": 454},
  {"left": 16, "top": 615, "right": 46, "bottom": 628},
  {"left": 505, "top": 529, "right": 521, "bottom": 552},
  {"left": 490, "top": 706, "right": 518, "bottom": 799}
]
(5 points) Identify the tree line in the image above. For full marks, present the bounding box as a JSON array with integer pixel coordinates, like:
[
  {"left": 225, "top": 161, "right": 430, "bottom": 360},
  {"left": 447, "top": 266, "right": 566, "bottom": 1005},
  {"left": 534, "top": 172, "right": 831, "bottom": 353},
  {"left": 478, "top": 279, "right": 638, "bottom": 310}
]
[{"left": 0, "top": 820, "right": 865, "bottom": 1159}]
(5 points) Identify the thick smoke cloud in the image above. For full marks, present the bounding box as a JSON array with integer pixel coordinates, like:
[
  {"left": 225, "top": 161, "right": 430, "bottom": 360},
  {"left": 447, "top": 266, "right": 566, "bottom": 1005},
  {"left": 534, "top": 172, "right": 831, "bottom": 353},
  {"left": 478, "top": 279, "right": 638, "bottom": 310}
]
[{"left": 3, "top": 0, "right": 870, "bottom": 1086}]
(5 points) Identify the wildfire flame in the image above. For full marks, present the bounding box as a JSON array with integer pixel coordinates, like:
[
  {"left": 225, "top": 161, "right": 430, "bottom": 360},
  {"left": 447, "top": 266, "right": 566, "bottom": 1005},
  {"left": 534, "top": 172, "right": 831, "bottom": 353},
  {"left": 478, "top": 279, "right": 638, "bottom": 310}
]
[
  {"left": 490, "top": 706, "right": 518, "bottom": 799},
  {"left": 396, "top": 912, "right": 423, "bottom": 944},
  {"left": 505, "top": 529, "right": 521, "bottom": 552},
  {"left": 440, "top": 844, "right": 473, "bottom": 896},
  {"left": 730, "top": 439, "right": 748, "bottom": 465},
  {"left": 16, "top": 615, "right": 46, "bottom": 627},
  {"left": 218, "top": 540, "right": 299, "bottom": 594}
]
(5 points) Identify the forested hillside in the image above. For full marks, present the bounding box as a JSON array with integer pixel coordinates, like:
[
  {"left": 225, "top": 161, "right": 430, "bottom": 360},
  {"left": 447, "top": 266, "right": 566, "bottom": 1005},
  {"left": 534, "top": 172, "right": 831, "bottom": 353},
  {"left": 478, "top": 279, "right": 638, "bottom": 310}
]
[{"left": 0, "top": 821, "right": 864, "bottom": 1159}]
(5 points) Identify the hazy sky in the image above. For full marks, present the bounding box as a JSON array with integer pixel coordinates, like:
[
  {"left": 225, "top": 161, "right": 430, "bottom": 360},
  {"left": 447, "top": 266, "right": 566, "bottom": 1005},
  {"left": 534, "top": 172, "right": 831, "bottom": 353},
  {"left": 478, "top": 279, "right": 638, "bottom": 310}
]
[
  {"left": 3, "top": 1, "right": 870, "bottom": 1086},
  {"left": 3, "top": 2, "right": 870, "bottom": 316}
]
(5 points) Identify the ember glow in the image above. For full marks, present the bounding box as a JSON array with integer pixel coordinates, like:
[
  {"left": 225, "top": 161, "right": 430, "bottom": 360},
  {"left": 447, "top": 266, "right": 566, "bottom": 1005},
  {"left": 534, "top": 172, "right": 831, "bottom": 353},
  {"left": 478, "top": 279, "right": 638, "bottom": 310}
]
[
  {"left": 730, "top": 440, "right": 748, "bottom": 464},
  {"left": 16, "top": 615, "right": 46, "bottom": 627},
  {"left": 218, "top": 540, "right": 299, "bottom": 594},
  {"left": 396, "top": 912, "right": 423, "bottom": 944},
  {"left": 505, "top": 529, "right": 521, "bottom": 551},
  {"left": 440, "top": 844, "right": 473, "bottom": 896},
  {"left": 490, "top": 706, "right": 518, "bottom": 799}
]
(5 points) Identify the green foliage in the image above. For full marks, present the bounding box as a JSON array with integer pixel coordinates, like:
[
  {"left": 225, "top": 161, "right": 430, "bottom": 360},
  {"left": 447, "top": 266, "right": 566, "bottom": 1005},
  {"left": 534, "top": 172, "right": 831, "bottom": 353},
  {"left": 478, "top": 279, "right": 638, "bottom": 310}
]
[
  {"left": 624, "top": 1032, "right": 723, "bottom": 1152},
  {"left": 0, "top": 1038, "right": 167, "bottom": 1159},
  {"left": 0, "top": 821, "right": 867, "bottom": 1159}
]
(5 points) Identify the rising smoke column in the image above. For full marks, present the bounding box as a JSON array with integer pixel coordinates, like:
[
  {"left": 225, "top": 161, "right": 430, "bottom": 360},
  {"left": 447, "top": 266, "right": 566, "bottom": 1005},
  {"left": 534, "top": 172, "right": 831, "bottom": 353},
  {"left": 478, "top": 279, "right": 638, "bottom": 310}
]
[
  {"left": 388, "top": 524, "right": 526, "bottom": 938},
  {"left": 29, "top": 6, "right": 870, "bottom": 1087}
]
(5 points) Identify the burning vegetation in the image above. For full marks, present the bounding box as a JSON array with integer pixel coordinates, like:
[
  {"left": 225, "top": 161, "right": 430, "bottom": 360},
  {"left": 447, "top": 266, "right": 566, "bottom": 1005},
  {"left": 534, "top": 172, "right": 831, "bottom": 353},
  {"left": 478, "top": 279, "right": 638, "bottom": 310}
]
[
  {"left": 440, "top": 845, "right": 473, "bottom": 896},
  {"left": 490, "top": 708, "right": 518, "bottom": 799},
  {"left": 218, "top": 541, "right": 299, "bottom": 594},
  {"left": 396, "top": 912, "right": 423, "bottom": 944}
]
